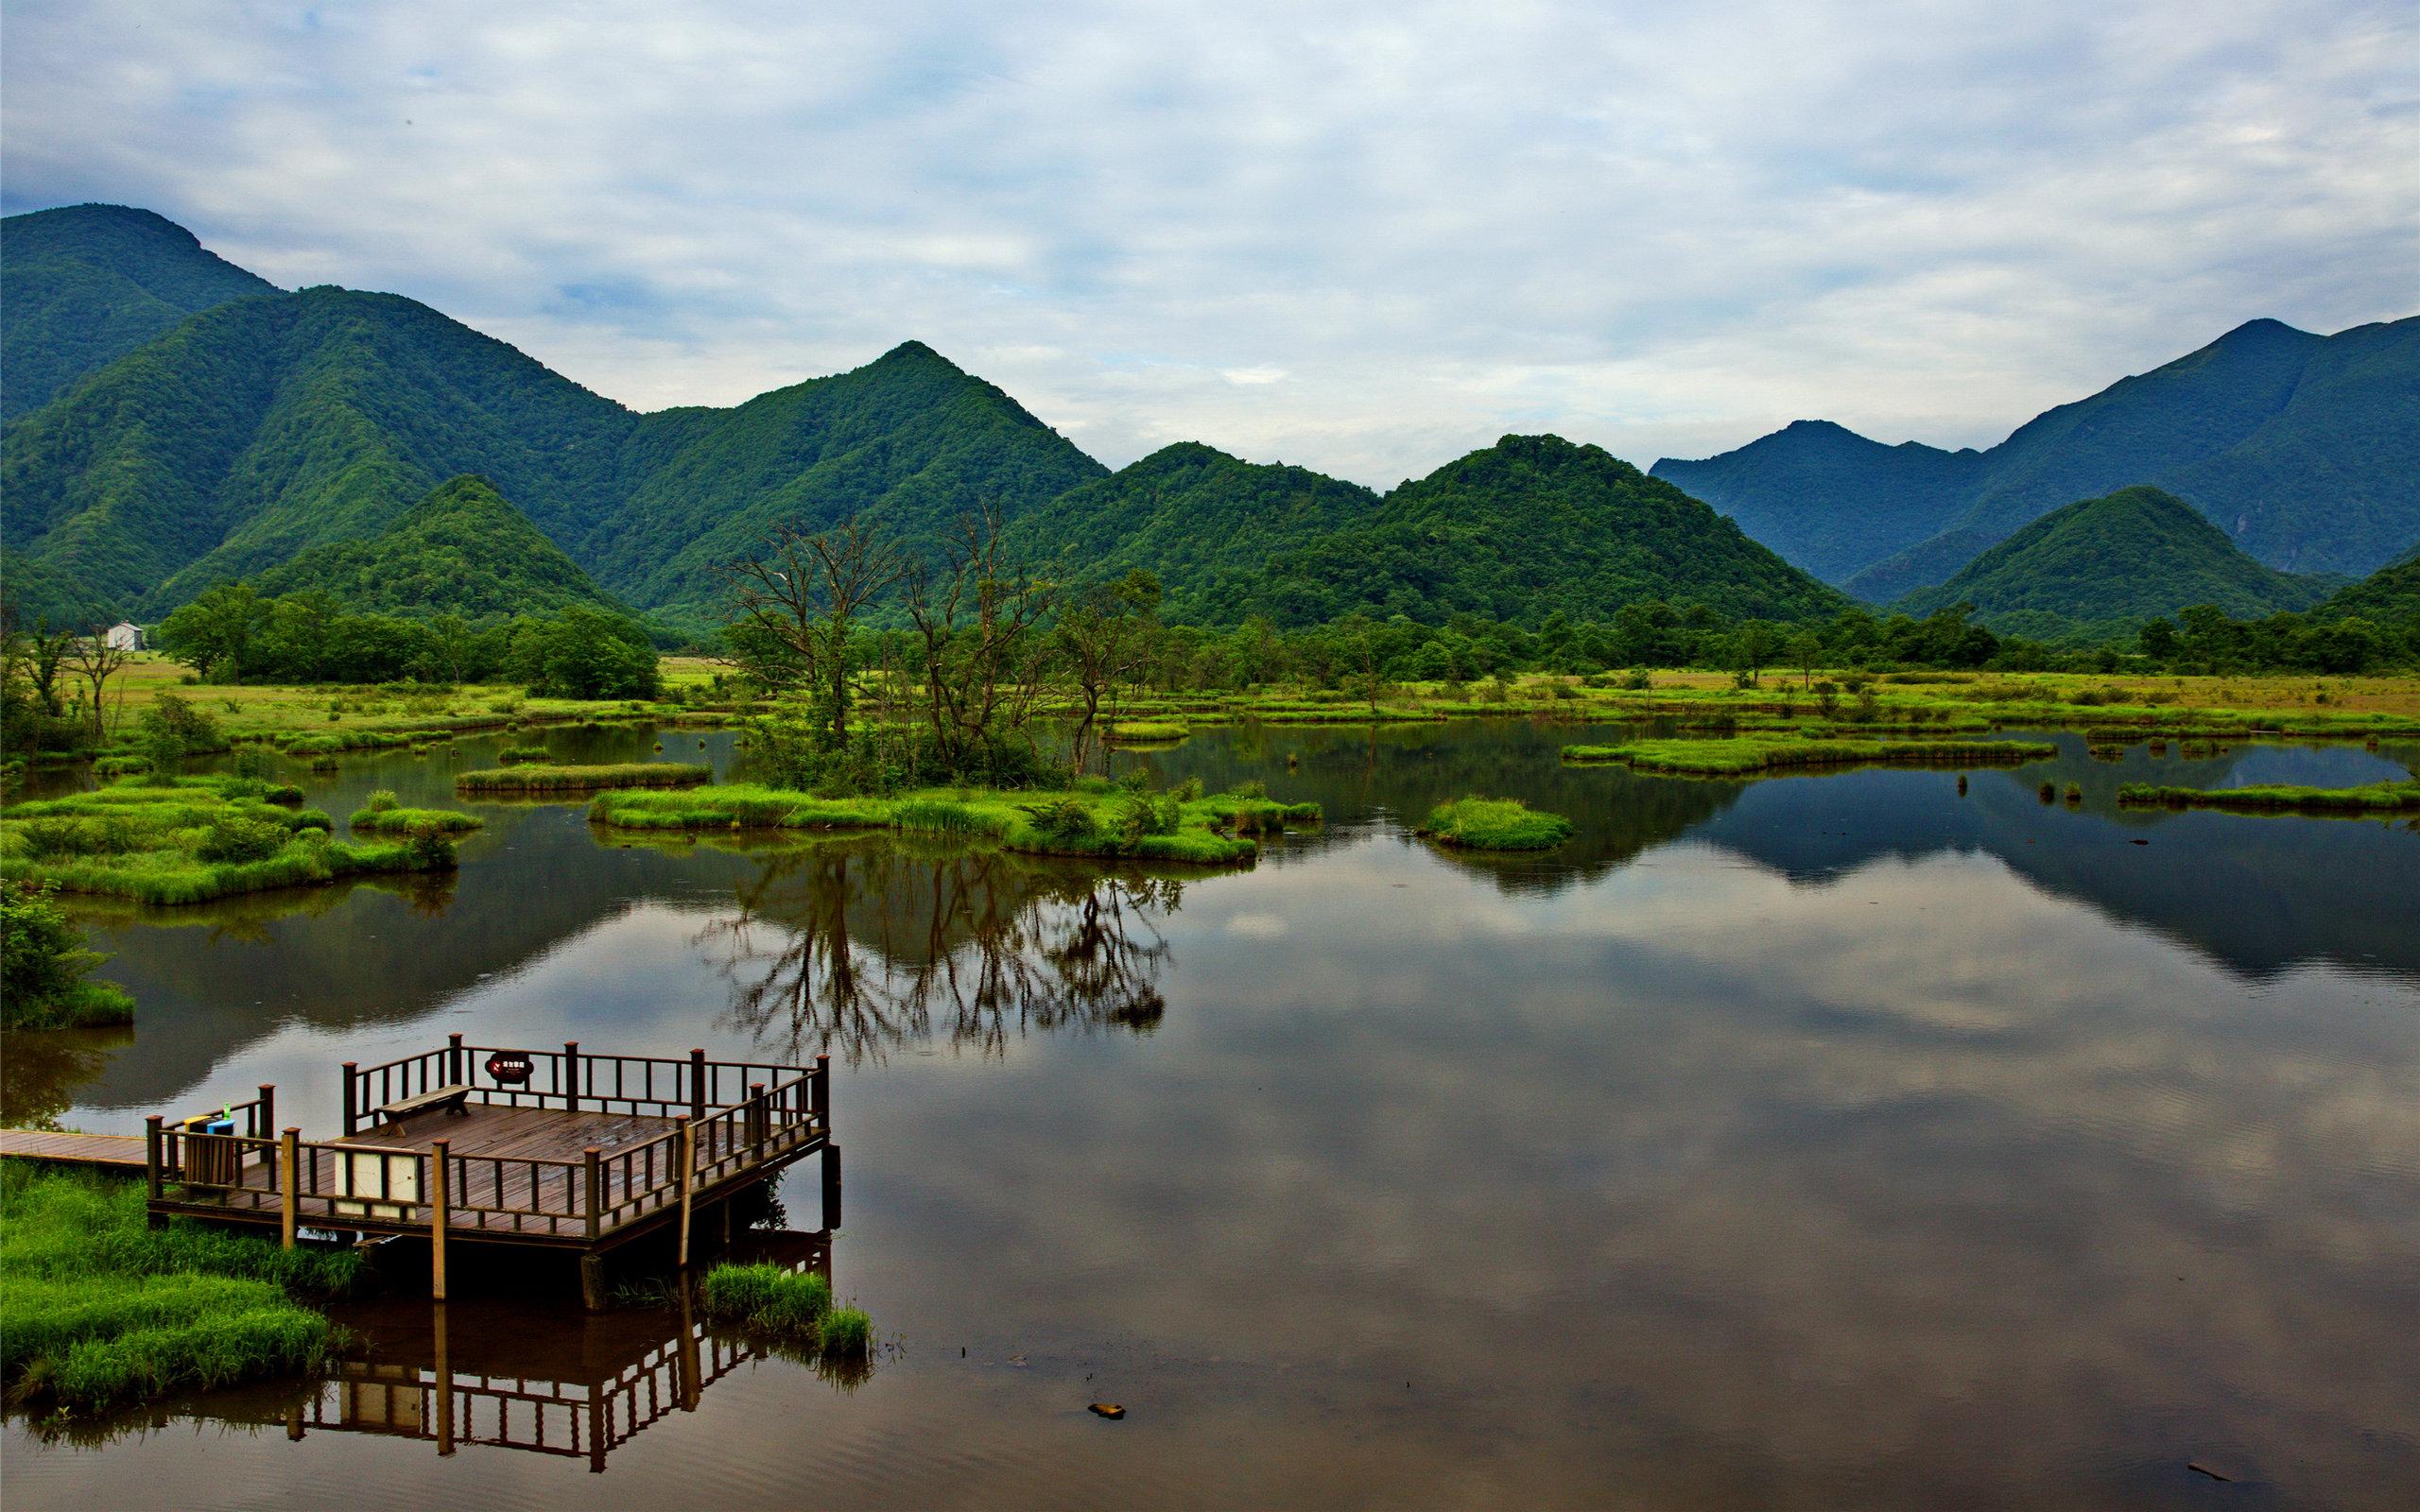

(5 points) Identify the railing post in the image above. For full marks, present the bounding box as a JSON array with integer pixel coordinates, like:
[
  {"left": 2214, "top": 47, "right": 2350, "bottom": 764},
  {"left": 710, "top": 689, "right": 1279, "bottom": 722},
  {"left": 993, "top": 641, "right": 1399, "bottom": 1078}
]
[
  {"left": 564, "top": 1041, "right": 580, "bottom": 1113},
  {"left": 430, "top": 1139, "right": 450, "bottom": 1301},
  {"left": 280, "top": 1127, "right": 301, "bottom": 1249},
  {"left": 256, "top": 1083, "right": 276, "bottom": 1140},
  {"left": 144, "top": 1114, "right": 164, "bottom": 1203},
  {"left": 747, "top": 1082, "right": 768, "bottom": 1162},
  {"left": 447, "top": 1032, "right": 464, "bottom": 1086},
  {"left": 675, "top": 1117, "right": 696, "bottom": 1267},
  {"left": 583, "top": 1145, "right": 602, "bottom": 1241},
  {"left": 340, "top": 1061, "right": 357, "bottom": 1137},
  {"left": 688, "top": 1047, "right": 707, "bottom": 1121}
]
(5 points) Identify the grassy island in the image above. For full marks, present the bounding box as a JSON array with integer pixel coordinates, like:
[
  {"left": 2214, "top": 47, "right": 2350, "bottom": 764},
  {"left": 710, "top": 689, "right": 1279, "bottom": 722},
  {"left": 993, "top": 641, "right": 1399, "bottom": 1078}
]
[
  {"left": 1418, "top": 797, "right": 1573, "bottom": 850},
  {"left": 589, "top": 782, "right": 1319, "bottom": 865},
  {"left": 0, "top": 1166, "right": 362, "bottom": 1414},
  {"left": 1563, "top": 734, "right": 2060, "bottom": 777},
  {"left": 457, "top": 762, "right": 712, "bottom": 795},
  {"left": 2116, "top": 780, "right": 2420, "bottom": 816},
  {"left": 1106, "top": 720, "right": 1190, "bottom": 743},
  {"left": 1, "top": 776, "right": 458, "bottom": 905}
]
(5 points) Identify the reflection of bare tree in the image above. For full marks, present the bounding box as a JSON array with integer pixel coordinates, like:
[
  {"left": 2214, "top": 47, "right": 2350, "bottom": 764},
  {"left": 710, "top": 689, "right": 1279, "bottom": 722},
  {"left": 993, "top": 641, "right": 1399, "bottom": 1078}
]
[{"left": 696, "top": 839, "right": 1180, "bottom": 1064}]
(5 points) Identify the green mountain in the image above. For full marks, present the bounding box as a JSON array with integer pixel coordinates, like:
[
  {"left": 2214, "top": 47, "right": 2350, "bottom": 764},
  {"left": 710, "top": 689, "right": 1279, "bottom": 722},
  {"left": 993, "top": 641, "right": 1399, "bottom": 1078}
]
[
  {"left": 2311, "top": 545, "right": 2420, "bottom": 627},
  {"left": 1, "top": 210, "right": 1104, "bottom": 627},
  {"left": 1653, "top": 316, "right": 2420, "bottom": 593},
  {"left": 1894, "top": 485, "right": 2329, "bottom": 638},
  {"left": 1, "top": 204, "right": 279, "bottom": 420},
  {"left": 1250, "top": 435, "right": 1845, "bottom": 627},
  {"left": 246, "top": 473, "right": 619, "bottom": 618},
  {"left": 999, "top": 442, "right": 1382, "bottom": 621}
]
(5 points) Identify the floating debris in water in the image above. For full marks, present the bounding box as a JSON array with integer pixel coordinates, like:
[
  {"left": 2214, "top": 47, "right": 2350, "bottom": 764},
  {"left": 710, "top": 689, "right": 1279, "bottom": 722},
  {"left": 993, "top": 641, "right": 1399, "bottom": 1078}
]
[{"left": 1089, "top": 1402, "right": 1126, "bottom": 1420}]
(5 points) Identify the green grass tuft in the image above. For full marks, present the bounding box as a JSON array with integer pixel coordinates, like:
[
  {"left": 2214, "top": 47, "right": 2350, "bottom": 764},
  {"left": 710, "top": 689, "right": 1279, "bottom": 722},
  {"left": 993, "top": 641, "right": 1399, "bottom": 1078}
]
[
  {"left": 1420, "top": 797, "right": 1574, "bottom": 850},
  {"left": 696, "top": 1263, "right": 866, "bottom": 1362},
  {"left": 0, "top": 1166, "right": 360, "bottom": 1412}
]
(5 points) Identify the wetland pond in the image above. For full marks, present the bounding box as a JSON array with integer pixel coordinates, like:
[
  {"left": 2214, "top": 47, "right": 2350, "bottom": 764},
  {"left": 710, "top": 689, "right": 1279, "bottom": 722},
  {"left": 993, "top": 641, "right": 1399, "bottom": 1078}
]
[{"left": 6, "top": 718, "right": 2418, "bottom": 1510}]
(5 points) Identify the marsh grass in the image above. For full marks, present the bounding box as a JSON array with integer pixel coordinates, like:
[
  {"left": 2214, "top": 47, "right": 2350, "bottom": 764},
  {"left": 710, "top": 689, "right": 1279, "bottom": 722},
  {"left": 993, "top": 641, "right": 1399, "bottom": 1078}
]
[
  {"left": 457, "top": 762, "right": 712, "bottom": 794},
  {"left": 3, "top": 777, "right": 452, "bottom": 905},
  {"left": 1419, "top": 797, "right": 1574, "bottom": 850},
  {"left": 1106, "top": 720, "right": 1190, "bottom": 743},
  {"left": 1564, "top": 735, "right": 2059, "bottom": 777},
  {"left": 497, "top": 744, "right": 551, "bottom": 765},
  {"left": 695, "top": 1263, "right": 870, "bottom": 1366},
  {"left": 347, "top": 807, "right": 485, "bottom": 834},
  {"left": 2116, "top": 780, "right": 2420, "bottom": 815},
  {"left": 588, "top": 782, "right": 1320, "bottom": 866},
  {"left": 0, "top": 1166, "right": 360, "bottom": 1412}
]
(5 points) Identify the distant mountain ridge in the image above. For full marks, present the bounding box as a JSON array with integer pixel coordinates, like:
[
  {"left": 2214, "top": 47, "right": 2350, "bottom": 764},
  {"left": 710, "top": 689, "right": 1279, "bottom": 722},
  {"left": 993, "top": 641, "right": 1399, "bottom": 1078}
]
[
  {"left": 1653, "top": 316, "right": 2420, "bottom": 594},
  {"left": 1893, "top": 485, "right": 2330, "bottom": 639},
  {"left": 6, "top": 203, "right": 2404, "bottom": 639}
]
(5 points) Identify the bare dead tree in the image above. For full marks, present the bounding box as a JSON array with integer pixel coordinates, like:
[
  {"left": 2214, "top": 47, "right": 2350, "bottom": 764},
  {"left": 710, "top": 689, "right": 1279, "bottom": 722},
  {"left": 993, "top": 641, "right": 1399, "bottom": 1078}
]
[
  {"left": 902, "top": 507, "right": 1056, "bottom": 782},
  {"left": 722, "top": 517, "right": 904, "bottom": 748},
  {"left": 63, "top": 626, "right": 130, "bottom": 744}
]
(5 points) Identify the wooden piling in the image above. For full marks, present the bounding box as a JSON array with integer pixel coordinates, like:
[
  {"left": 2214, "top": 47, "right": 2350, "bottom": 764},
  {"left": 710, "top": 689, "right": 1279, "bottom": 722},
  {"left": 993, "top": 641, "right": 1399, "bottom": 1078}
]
[
  {"left": 429, "top": 1139, "right": 450, "bottom": 1300},
  {"left": 583, "top": 1145, "right": 602, "bottom": 1242},
  {"left": 563, "top": 1040, "right": 581, "bottom": 1113},
  {"left": 280, "top": 1126, "right": 301, "bottom": 1249},
  {"left": 822, "top": 1142, "right": 842, "bottom": 1229},
  {"left": 446, "top": 1031, "right": 464, "bottom": 1085},
  {"left": 144, "top": 1114, "right": 164, "bottom": 1202},
  {"left": 579, "top": 1253, "right": 607, "bottom": 1313}
]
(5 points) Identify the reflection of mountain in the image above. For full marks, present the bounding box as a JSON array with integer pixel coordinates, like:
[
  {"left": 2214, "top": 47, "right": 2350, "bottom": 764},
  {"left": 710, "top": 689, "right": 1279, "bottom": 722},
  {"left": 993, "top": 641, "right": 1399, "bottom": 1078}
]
[
  {"left": 1132, "top": 716, "right": 1744, "bottom": 894},
  {"left": 695, "top": 838, "right": 1183, "bottom": 1062},
  {"left": 1687, "top": 747, "right": 2420, "bottom": 981}
]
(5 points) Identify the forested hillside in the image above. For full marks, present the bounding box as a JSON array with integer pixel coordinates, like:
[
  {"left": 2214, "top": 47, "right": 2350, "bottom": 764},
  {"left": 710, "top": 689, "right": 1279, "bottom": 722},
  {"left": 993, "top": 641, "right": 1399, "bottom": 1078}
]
[
  {"left": 0, "top": 204, "right": 279, "bottom": 420},
  {"left": 1894, "top": 486, "right": 2330, "bottom": 638},
  {"left": 1252, "top": 436, "right": 1845, "bottom": 626},
  {"left": 1654, "top": 316, "right": 2420, "bottom": 594},
  {"left": 246, "top": 474, "right": 620, "bottom": 618}
]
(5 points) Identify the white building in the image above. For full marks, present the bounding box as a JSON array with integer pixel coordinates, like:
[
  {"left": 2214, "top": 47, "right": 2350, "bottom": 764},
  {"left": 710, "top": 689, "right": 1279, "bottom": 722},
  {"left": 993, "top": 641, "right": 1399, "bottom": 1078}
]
[{"left": 103, "top": 621, "right": 147, "bottom": 651}]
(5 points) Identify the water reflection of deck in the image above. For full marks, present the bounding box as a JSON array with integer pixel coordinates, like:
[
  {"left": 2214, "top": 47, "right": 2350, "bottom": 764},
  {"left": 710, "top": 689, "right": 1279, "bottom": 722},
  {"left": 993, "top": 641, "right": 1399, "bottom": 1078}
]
[{"left": 277, "top": 1230, "right": 831, "bottom": 1473}]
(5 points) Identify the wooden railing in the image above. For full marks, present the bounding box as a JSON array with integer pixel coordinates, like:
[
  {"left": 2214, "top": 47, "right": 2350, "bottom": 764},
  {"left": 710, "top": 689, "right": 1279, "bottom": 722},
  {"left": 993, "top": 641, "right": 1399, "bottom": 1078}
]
[{"left": 342, "top": 1038, "right": 809, "bottom": 1134}]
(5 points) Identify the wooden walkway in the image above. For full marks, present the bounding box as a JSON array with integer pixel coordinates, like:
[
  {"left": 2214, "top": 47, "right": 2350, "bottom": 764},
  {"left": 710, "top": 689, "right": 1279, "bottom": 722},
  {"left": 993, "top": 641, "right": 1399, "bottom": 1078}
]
[{"left": 0, "top": 1127, "right": 146, "bottom": 1167}]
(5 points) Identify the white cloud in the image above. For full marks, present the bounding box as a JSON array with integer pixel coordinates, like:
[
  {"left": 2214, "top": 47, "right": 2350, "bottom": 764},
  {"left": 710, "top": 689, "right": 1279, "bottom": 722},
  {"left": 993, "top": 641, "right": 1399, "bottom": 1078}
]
[{"left": 3, "top": 0, "right": 2412, "bottom": 484}]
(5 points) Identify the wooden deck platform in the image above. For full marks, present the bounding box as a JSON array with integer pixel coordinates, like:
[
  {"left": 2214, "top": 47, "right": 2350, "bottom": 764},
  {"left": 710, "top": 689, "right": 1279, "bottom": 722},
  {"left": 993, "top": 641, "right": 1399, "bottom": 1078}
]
[
  {"left": 0, "top": 1127, "right": 146, "bottom": 1167},
  {"left": 2, "top": 1036, "right": 841, "bottom": 1308}
]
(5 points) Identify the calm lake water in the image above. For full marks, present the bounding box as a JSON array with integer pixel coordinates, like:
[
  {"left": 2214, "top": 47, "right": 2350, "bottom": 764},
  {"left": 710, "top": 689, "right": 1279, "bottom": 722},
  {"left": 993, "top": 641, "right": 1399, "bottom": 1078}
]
[{"left": 6, "top": 719, "right": 2417, "bottom": 1509}]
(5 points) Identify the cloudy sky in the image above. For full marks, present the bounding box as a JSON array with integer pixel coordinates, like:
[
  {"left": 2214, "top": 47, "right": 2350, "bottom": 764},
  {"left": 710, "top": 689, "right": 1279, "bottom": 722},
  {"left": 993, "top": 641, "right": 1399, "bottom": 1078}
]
[{"left": 4, "top": 0, "right": 2413, "bottom": 485}]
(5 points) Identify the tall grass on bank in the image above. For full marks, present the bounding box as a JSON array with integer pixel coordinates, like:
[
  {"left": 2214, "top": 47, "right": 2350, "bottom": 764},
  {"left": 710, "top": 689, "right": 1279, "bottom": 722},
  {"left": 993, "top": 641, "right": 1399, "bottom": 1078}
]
[
  {"left": 1419, "top": 797, "right": 1574, "bottom": 850},
  {"left": 1563, "top": 735, "right": 2059, "bottom": 777},
  {"left": 696, "top": 1263, "right": 872, "bottom": 1368},
  {"left": 588, "top": 782, "right": 1320, "bottom": 866},
  {"left": 0, "top": 1166, "right": 362, "bottom": 1412},
  {"left": 1, "top": 776, "right": 455, "bottom": 905},
  {"left": 457, "top": 763, "right": 712, "bottom": 795},
  {"left": 2116, "top": 780, "right": 2420, "bottom": 816}
]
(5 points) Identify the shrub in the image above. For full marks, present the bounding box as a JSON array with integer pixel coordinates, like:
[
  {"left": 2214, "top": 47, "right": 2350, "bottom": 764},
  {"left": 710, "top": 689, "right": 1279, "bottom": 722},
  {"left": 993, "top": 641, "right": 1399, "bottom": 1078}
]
[
  {"left": 1028, "top": 797, "right": 1096, "bottom": 846},
  {"left": 196, "top": 816, "right": 292, "bottom": 864},
  {"left": 0, "top": 883, "right": 135, "bottom": 1030}
]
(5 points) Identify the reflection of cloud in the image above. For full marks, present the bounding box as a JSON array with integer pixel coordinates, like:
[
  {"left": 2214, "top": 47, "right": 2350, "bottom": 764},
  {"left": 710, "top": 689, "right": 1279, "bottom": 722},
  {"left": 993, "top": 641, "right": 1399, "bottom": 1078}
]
[
  {"left": 1224, "top": 911, "right": 1289, "bottom": 937},
  {"left": 852, "top": 834, "right": 2420, "bottom": 1503}
]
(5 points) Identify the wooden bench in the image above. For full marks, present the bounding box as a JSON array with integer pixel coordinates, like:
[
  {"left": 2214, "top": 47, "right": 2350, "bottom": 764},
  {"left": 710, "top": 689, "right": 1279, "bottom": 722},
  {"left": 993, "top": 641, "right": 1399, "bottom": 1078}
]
[{"left": 374, "top": 1085, "right": 474, "bottom": 1124}]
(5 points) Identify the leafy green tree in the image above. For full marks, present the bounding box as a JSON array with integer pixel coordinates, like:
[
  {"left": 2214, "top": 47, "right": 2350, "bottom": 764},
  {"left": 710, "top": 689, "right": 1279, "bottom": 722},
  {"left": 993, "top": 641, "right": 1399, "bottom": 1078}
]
[{"left": 156, "top": 582, "right": 265, "bottom": 680}]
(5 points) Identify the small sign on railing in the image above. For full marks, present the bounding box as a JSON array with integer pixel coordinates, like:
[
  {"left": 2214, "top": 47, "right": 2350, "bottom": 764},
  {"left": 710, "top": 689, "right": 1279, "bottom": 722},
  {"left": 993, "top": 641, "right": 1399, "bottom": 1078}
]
[{"left": 485, "top": 1050, "right": 535, "bottom": 1086}]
